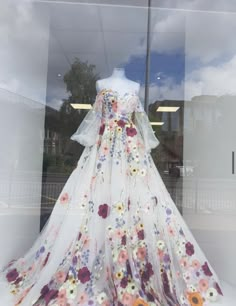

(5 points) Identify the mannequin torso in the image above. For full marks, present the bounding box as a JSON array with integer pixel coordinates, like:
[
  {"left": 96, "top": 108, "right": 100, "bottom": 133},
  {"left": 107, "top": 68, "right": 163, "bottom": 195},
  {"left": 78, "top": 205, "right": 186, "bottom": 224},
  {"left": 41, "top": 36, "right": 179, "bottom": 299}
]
[{"left": 96, "top": 67, "right": 140, "bottom": 96}]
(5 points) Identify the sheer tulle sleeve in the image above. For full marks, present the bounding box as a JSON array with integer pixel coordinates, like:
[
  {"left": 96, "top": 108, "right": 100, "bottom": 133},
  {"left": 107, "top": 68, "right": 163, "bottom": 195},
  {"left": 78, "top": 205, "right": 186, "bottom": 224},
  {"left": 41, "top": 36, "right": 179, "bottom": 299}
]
[
  {"left": 70, "top": 92, "right": 103, "bottom": 147},
  {"left": 133, "top": 95, "right": 160, "bottom": 153}
]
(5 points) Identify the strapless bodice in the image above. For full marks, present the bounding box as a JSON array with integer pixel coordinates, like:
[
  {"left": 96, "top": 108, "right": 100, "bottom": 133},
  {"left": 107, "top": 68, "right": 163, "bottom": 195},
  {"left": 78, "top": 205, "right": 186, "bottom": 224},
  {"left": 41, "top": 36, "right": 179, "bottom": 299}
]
[{"left": 96, "top": 88, "right": 140, "bottom": 123}]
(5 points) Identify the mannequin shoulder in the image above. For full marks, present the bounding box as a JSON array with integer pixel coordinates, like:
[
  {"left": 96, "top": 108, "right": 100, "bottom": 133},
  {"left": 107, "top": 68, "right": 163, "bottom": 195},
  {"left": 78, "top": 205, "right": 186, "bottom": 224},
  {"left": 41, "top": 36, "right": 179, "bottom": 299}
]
[
  {"left": 123, "top": 79, "right": 140, "bottom": 94},
  {"left": 96, "top": 79, "right": 104, "bottom": 92},
  {"left": 96, "top": 79, "right": 110, "bottom": 92},
  {"left": 131, "top": 81, "right": 140, "bottom": 95}
]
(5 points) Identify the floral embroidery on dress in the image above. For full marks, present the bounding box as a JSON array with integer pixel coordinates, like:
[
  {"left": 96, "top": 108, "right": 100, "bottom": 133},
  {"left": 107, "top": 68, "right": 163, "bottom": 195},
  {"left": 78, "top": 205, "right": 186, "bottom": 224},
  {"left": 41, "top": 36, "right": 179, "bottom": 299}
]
[{"left": 0, "top": 88, "right": 224, "bottom": 306}]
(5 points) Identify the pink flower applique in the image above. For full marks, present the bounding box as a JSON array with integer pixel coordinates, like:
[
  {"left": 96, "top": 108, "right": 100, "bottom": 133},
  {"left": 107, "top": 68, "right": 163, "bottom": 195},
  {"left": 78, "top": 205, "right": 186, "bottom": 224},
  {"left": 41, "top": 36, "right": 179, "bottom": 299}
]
[
  {"left": 118, "top": 249, "right": 128, "bottom": 264},
  {"left": 60, "top": 192, "right": 69, "bottom": 205}
]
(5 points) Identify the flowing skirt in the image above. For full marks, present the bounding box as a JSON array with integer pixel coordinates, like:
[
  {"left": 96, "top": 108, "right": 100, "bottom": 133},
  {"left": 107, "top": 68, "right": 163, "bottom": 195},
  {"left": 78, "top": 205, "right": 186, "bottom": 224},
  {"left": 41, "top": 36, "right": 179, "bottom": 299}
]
[{"left": 0, "top": 127, "right": 224, "bottom": 306}]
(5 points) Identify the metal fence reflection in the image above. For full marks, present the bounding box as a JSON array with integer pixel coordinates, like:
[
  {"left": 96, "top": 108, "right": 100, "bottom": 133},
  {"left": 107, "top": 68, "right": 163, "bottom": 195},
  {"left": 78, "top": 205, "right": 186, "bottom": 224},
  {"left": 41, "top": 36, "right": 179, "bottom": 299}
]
[{"left": 0, "top": 175, "right": 236, "bottom": 215}]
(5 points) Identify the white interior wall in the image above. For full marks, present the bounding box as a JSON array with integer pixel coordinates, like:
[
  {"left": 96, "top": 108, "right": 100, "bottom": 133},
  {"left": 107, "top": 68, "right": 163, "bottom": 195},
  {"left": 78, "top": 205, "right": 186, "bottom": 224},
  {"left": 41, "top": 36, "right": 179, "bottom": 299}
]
[
  {"left": 183, "top": 12, "right": 236, "bottom": 286},
  {"left": 183, "top": 97, "right": 236, "bottom": 286},
  {"left": 0, "top": 2, "right": 49, "bottom": 266}
]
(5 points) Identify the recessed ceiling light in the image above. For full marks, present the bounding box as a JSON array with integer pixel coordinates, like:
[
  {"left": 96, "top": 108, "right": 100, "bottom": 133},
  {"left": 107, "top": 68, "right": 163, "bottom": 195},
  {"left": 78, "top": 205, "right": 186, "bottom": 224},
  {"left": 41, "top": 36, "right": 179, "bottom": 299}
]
[
  {"left": 157, "top": 76, "right": 161, "bottom": 80},
  {"left": 156, "top": 106, "right": 179, "bottom": 112},
  {"left": 57, "top": 73, "right": 62, "bottom": 77},
  {"left": 70, "top": 103, "right": 92, "bottom": 109},
  {"left": 150, "top": 122, "right": 164, "bottom": 126}
]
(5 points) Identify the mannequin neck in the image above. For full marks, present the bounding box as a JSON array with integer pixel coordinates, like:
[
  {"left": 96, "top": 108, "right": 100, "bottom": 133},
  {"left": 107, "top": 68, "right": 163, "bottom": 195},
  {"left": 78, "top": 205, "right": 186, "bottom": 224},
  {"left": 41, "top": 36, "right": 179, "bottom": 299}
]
[{"left": 111, "top": 67, "right": 126, "bottom": 79}]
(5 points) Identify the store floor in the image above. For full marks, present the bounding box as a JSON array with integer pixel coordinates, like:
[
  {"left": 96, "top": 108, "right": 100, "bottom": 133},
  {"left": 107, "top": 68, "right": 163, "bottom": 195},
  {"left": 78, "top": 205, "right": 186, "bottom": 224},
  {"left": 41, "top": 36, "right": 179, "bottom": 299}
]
[{"left": 215, "top": 280, "right": 236, "bottom": 305}]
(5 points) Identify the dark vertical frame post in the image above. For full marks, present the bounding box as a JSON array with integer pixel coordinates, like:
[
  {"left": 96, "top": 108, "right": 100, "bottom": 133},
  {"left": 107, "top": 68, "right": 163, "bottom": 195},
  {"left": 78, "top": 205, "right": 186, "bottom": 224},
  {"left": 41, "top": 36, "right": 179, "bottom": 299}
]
[
  {"left": 232, "top": 151, "right": 235, "bottom": 174},
  {"left": 144, "top": 0, "right": 151, "bottom": 112}
]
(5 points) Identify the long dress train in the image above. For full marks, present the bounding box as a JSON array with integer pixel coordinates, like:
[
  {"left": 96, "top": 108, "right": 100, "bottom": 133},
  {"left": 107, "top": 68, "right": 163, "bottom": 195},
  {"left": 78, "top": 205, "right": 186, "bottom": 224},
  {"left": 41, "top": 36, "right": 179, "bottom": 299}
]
[{"left": 0, "top": 87, "right": 224, "bottom": 306}]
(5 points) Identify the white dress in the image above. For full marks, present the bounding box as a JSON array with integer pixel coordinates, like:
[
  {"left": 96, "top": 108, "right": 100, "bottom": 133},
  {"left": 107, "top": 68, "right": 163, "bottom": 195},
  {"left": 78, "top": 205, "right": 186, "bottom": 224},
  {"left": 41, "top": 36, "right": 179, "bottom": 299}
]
[{"left": 0, "top": 87, "right": 224, "bottom": 306}]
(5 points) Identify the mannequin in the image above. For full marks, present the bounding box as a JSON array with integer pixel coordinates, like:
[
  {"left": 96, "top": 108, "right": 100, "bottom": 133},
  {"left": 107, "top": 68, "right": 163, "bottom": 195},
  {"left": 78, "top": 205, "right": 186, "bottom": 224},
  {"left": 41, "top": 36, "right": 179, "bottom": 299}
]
[{"left": 96, "top": 67, "right": 140, "bottom": 96}]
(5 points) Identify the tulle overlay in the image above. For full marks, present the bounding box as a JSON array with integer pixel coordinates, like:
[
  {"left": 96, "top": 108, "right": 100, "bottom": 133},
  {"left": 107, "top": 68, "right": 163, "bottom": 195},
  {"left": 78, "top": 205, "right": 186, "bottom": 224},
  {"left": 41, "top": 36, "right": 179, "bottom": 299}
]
[{"left": 0, "top": 88, "right": 223, "bottom": 306}]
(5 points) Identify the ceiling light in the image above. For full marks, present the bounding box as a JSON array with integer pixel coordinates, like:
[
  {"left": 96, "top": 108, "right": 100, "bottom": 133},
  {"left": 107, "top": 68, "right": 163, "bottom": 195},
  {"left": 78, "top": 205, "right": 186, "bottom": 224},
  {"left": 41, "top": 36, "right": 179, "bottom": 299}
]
[
  {"left": 156, "top": 106, "right": 179, "bottom": 112},
  {"left": 57, "top": 73, "right": 62, "bottom": 77},
  {"left": 150, "top": 122, "right": 164, "bottom": 126},
  {"left": 70, "top": 103, "right": 92, "bottom": 110}
]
